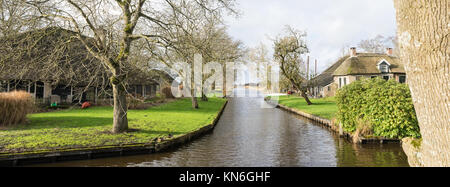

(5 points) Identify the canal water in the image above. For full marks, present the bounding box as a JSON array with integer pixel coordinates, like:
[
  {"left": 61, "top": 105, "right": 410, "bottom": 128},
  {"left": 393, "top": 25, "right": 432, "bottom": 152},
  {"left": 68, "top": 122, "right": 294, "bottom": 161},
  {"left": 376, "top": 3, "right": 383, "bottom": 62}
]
[{"left": 37, "top": 90, "right": 409, "bottom": 167}]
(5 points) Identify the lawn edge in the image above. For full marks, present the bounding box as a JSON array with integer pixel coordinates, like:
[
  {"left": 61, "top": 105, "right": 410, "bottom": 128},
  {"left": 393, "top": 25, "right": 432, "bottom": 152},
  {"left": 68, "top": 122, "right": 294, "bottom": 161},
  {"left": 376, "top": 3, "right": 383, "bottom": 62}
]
[
  {"left": 0, "top": 99, "right": 229, "bottom": 167},
  {"left": 265, "top": 98, "right": 400, "bottom": 144}
]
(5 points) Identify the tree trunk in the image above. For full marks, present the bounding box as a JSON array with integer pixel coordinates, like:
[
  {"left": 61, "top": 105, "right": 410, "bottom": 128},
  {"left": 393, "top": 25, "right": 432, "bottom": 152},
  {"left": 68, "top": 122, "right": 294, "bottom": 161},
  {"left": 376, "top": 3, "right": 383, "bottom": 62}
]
[
  {"left": 191, "top": 77, "right": 199, "bottom": 109},
  {"left": 394, "top": 0, "right": 449, "bottom": 167},
  {"left": 289, "top": 77, "right": 313, "bottom": 106},
  {"left": 111, "top": 79, "right": 128, "bottom": 133},
  {"left": 301, "top": 90, "right": 313, "bottom": 105},
  {"left": 201, "top": 92, "right": 208, "bottom": 101},
  {"left": 223, "top": 64, "right": 228, "bottom": 97},
  {"left": 191, "top": 96, "right": 199, "bottom": 109},
  {"left": 202, "top": 77, "right": 208, "bottom": 101},
  {"left": 191, "top": 76, "right": 199, "bottom": 109}
]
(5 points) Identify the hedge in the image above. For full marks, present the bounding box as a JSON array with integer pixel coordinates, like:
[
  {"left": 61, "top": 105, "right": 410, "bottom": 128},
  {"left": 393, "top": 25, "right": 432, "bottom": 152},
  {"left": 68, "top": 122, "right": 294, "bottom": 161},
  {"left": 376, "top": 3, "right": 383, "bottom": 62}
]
[{"left": 336, "top": 78, "right": 421, "bottom": 139}]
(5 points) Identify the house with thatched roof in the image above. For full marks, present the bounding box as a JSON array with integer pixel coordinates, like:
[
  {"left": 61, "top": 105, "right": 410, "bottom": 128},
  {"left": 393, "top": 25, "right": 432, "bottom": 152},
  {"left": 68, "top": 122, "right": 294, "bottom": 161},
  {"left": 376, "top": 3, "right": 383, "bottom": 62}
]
[
  {"left": 311, "top": 47, "right": 407, "bottom": 97},
  {"left": 0, "top": 27, "right": 169, "bottom": 104},
  {"left": 308, "top": 56, "right": 347, "bottom": 97}
]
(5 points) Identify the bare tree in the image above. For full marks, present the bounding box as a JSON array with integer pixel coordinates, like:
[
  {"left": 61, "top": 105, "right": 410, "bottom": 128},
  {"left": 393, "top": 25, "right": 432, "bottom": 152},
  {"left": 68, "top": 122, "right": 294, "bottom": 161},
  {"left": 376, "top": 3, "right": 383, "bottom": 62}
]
[
  {"left": 198, "top": 25, "right": 243, "bottom": 101},
  {"left": 248, "top": 42, "right": 270, "bottom": 88},
  {"left": 0, "top": 0, "right": 44, "bottom": 77},
  {"left": 0, "top": 23, "right": 112, "bottom": 107},
  {"left": 202, "top": 26, "right": 243, "bottom": 100},
  {"left": 357, "top": 34, "right": 397, "bottom": 54},
  {"left": 25, "top": 0, "right": 236, "bottom": 133},
  {"left": 394, "top": 0, "right": 449, "bottom": 167},
  {"left": 273, "top": 26, "right": 312, "bottom": 105},
  {"left": 0, "top": 0, "right": 43, "bottom": 37},
  {"left": 145, "top": 2, "right": 241, "bottom": 106}
]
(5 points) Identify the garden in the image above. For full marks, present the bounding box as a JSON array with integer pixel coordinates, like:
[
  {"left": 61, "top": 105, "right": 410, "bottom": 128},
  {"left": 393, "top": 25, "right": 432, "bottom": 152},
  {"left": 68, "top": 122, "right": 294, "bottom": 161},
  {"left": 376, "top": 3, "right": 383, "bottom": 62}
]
[{"left": 0, "top": 92, "right": 227, "bottom": 154}]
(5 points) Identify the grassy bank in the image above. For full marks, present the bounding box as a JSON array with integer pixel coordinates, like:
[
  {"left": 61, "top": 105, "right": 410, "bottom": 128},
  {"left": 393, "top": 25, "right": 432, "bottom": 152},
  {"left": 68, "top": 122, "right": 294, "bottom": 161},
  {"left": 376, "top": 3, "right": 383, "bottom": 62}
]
[
  {"left": 0, "top": 98, "right": 227, "bottom": 154},
  {"left": 271, "top": 96, "right": 337, "bottom": 120}
]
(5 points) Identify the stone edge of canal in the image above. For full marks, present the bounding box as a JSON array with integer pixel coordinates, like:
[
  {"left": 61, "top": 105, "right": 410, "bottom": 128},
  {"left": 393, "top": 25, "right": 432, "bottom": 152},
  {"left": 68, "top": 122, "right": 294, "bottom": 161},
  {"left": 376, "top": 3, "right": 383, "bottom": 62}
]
[
  {"left": 267, "top": 100, "right": 401, "bottom": 145},
  {"left": 0, "top": 100, "right": 229, "bottom": 167}
]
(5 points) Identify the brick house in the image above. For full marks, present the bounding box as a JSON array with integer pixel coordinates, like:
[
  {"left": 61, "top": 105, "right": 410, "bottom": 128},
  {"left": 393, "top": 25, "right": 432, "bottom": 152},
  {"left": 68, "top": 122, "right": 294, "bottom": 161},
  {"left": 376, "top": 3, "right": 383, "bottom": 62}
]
[{"left": 311, "top": 47, "right": 407, "bottom": 98}]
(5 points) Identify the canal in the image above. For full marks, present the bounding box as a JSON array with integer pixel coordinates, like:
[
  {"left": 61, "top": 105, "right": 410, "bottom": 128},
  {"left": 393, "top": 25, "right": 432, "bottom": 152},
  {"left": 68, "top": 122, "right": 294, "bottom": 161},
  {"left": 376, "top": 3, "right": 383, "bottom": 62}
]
[{"left": 37, "top": 90, "right": 409, "bottom": 167}]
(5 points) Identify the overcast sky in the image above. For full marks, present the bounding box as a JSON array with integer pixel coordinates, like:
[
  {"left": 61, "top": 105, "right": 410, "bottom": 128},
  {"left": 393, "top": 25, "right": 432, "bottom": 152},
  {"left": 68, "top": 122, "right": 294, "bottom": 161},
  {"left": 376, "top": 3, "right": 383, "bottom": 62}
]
[{"left": 224, "top": 0, "right": 398, "bottom": 74}]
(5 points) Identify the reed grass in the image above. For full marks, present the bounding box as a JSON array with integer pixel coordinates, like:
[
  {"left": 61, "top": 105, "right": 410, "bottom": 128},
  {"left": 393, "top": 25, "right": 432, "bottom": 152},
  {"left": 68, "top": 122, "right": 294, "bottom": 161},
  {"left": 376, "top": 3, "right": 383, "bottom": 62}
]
[{"left": 0, "top": 91, "right": 35, "bottom": 126}]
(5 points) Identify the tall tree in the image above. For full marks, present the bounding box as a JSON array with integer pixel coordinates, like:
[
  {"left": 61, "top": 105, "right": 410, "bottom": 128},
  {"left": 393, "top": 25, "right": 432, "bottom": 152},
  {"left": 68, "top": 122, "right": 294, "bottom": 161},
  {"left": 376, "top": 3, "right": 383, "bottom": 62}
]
[
  {"left": 199, "top": 26, "right": 243, "bottom": 101},
  {"left": 394, "top": 0, "right": 449, "bottom": 167},
  {"left": 357, "top": 35, "right": 397, "bottom": 54},
  {"left": 26, "top": 0, "right": 235, "bottom": 133},
  {"left": 248, "top": 42, "right": 270, "bottom": 89},
  {"left": 273, "top": 26, "right": 312, "bottom": 105},
  {"left": 145, "top": 3, "right": 240, "bottom": 107},
  {"left": 0, "top": 0, "right": 42, "bottom": 37}
]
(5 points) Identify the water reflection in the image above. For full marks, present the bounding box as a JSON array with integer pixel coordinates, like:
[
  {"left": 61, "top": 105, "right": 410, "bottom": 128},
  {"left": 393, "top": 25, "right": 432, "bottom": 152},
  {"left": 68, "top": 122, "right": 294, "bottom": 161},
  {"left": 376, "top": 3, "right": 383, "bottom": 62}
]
[
  {"left": 35, "top": 89, "right": 409, "bottom": 167},
  {"left": 336, "top": 138, "right": 409, "bottom": 167}
]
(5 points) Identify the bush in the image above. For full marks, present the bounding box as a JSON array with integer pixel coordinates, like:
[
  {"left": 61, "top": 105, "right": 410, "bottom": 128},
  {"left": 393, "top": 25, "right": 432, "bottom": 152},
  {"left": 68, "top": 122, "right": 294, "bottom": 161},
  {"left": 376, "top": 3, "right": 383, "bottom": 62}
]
[
  {"left": 336, "top": 78, "right": 421, "bottom": 139},
  {"left": 0, "top": 91, "right": 35, "bottom": 127}
]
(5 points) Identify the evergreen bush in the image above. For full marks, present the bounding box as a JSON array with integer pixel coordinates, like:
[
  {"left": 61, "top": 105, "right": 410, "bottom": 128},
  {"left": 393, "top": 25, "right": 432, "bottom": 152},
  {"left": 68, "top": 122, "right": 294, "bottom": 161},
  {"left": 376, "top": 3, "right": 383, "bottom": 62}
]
[{"left": 336, "top": 78, "right": 421, "bottom": 139}]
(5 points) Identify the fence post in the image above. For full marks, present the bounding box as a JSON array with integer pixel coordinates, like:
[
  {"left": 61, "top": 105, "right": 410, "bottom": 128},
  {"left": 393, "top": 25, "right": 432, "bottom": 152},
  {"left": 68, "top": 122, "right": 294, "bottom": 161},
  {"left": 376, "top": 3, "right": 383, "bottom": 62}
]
[{"left": 339, "top": 122, "right": 344, "bottom": 137}]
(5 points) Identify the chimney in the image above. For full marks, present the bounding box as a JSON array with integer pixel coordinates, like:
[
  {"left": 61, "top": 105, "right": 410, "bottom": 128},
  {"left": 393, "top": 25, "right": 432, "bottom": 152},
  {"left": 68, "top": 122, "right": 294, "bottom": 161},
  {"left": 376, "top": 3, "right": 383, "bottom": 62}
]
[
  {"left": 350, "top": 47, "right": 357, "bottom": 57},
  {"left": 386, "top": 48, "right": 393, "bottom": 56}
]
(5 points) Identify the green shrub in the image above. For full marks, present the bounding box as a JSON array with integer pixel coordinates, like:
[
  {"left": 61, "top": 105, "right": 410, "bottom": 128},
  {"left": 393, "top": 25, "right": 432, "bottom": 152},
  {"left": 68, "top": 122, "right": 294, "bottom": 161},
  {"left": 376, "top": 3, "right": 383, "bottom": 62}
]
[
  {"left": 0, "top": 91, "right": 35, "bottom": 126},
  {"left": 336, "top": 78, "right": 421, "bottom": 139}
]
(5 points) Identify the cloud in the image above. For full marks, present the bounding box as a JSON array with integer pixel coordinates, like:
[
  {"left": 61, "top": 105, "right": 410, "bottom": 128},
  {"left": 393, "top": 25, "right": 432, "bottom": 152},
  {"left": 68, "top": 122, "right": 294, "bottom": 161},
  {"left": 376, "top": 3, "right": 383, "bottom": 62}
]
[{"left": 224, "top": 0, "right": 397, "bottom": 73}]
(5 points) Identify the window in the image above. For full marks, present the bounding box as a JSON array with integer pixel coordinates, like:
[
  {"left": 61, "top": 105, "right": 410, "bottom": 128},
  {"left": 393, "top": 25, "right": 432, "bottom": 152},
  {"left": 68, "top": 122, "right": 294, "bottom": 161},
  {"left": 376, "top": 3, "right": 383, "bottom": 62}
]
[
  {"left": 383, "top": 76, "right": 390, "bottom": 81},
  {"left": 380, "top": 65, "right": 389, "bottom": 73},
  {"left": 399, "top": 76, "right": 406, "bottom": 83},
  {"left": 339, "top": 78, "right": 342, "bottom": 88},
  {"left": 328, "top": 86, "right": 331, "bottom": 91},
  {"left": 379, "top": 61, "right": 390, "bottom": 73},
  {"left": 344, "top": 78, "right": 347, "bottom": 86},
  {"left": 371, "top": 76, "right": 378, "bottom": 79}
]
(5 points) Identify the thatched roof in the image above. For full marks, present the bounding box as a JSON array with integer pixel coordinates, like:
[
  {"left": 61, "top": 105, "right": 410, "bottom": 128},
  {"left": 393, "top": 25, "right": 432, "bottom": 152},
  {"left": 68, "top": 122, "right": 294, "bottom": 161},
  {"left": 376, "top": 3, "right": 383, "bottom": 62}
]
[
  {"left": 0, "top": 27, "right": 101, "bottom": 83},
  {"left": 310, "top": 53, "right": 405, "bottom": 87},
  {"left": 333, "top": 53, "right": 405, "bottom": 76},
  {"left": 310, "top": 55, "right": 348, "bottom": 87},
  {"left": 0, "top": 27, "right": 167, "bottom": 86}
]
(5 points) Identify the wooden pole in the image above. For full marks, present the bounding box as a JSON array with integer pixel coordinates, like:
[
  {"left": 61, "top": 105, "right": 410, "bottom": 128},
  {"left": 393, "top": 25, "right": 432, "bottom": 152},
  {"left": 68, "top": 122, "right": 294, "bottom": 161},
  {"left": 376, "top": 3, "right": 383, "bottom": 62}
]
[
  {"left": 315, "top": 59, "right": 318, "bottom": 97},
  {"left": 306, "top": 56, "right": 310, "bottom": 80},
  {"left": 315, "top": 59, "right": 318, "bottom": 78}
]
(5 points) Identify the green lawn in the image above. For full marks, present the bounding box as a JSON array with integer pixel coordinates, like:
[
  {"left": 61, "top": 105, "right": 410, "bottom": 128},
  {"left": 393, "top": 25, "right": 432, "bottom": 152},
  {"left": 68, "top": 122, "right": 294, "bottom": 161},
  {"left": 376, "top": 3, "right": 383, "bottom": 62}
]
[
  {"left": 272, "top": 96, "right": 338, "bottom": 120},
  {"left": 0, "top": 98, "right": 227, "bottom": 154}
]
